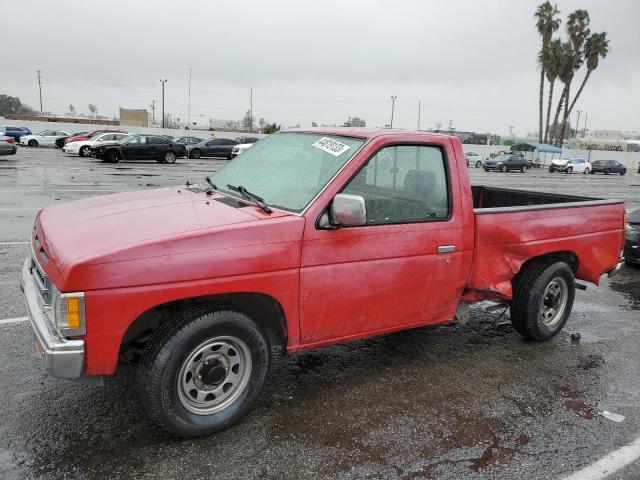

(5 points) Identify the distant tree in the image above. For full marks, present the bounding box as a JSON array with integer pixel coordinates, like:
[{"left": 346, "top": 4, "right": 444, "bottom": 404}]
[
  {"left": 311, "top": 121, "right": 318, "bottom": 127},
  {"left": 262, "top": 122, "right": 281, "bottom": 134},
  {"left": 68, "top": 104, "right": 76, "bottom": 116},
  {"left": 258, "top": 117, "right": 266, "bottom": 128},
  {"left": 88, "top": 104, "right": 97, "bottom": 117},
  {"left": 0, "top": 94, "right": 37, "bottom": 116},
  {"left": 346, "top": 116, "right": 366, "bottom": 127}
]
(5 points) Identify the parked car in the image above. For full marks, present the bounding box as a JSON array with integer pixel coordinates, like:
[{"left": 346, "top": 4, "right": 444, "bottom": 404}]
[
  {"left": 90, "top": 134, "right": 187, "bottom": 163},
  {"left": 483, "top": 154, "right": 528, "bottom": 172},
  {"left": 0, "top": 139, "right": 17, "bottom": 156},
  {"left": 0, "top": 135, "right": 15, "bottom": 144},
  {"left": 624, "top": 209, "right": 640, "bottom": 266},
  {"left": 63, "top": 132, "right": 129, "bottom": 157},
  {"left": 64, "top": 129, "right": 127, "bottom": 145},
  {"left": 55, "top": 132, "right": 89, "bottom": 149},
  {"left": 231, "top": 137, "right": 260, "bottom": 158},
  {"left": 174, "top": 136, "right": 204, "bottom": 146},
  {"left": 19, "top": 130, "right": 71, "bottom": 147},
  {"left": 465, "top": 151, "right": 485, "bottom": 168},
  {"left": 590, "top": 160, "right": 627, "bottom": 175},
  {"left": 19, "top": 129, "right": 625, "bottom": 437},
  {"left": 188, "top": 138, "right": 238, "bottom": 159},
  {"left": 548, "top": 157, "right": 592, "bottom": 174},
  {"left": 0, "top": 126, "right": 31, "bottom": 140}
]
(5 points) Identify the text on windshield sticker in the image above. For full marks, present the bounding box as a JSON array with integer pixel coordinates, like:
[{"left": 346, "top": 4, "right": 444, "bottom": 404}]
[{"left": 312, "top": 137, "right": 351, "bottom": 157}]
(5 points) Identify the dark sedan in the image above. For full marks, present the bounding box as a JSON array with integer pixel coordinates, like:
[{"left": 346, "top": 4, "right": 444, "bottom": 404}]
[
  {"left": 483, "top": 154, "right": 528, "bottom": 173},
  {"left": 91, "top": 134, "right": 187, "bottom": 164},
  {"left": 624, "top": 209, "right": 640, "bottom": 266},
  {"left": 0, "top": 140, "right": 17, "bottom": 156},
  {"left": 188, "top": 138, "right": 238, "bottom": 159},
  {"left": 590, "top": 159, "right": 627, "bottom": 175},
  {"left": 55, "top": 131, "right": 89, "bottom": 148}
]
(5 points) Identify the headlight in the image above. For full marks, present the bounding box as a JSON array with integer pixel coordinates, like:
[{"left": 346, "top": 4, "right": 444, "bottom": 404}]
[{"left": 52, "top": 289, "right": 86, "bottom": 336}]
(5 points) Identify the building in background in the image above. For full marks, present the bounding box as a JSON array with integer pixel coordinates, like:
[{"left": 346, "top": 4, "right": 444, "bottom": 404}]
[
  {"left": 119, "top": 108, "right": 151, "bottom": 127},
  {"left": 174, "top": 114, "right": 210, "bottom": 130}
]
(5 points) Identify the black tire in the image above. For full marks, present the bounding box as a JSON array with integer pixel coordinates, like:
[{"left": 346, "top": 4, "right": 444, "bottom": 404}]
[
  {"left": 500, "top": 164, "right": 507, "bottom": 173},
  {"left": 605, "top": 168, "right": 611, "bottom": 175},
  {"left": 104, "top": 150, "right": 120, "bottom": 163},
  {"left": 565, "top": 167, "right": 573, "bottom": 174},
  {"left": 190, "top": 149, "right": 202, "bottom": 159},
  {"left": 484, "top": 167, "right": 489, "bottom": 172},
  {"left": 79, "top": 145, "right": 91, "bottom": 157},
  {"left": 510, "top": 259, "right": 575, "bottom": 341},
  {"left": 164, "top": 151, "right": 177, "bottom": 164},
  {"left": 475, "top": 160, "right": 482, "bottom": 168},
  {"left": 589, "top": 170, "right": 595, "bottom": 174},
  {"left": 621, "top": 170, "right": 626, "bottom": 176},
  {"left": 137, "top": 308, "right": 270, "bottom": 438},
  {"left": 28, "top": 139, "right": 38, "bottom": 147},
  {"left": 583, "top": 168, "right": 590, "bottom": 174},
  {"left": 521, "top": 165, "right": 527, "bottom": 173},
  {"left": 548, "top": 167, "right": 554, "bottom": 173}
]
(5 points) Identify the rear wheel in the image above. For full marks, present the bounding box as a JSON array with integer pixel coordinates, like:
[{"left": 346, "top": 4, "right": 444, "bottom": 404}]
[
  {"left": 589, "top": 170, "right": 595, "bottom": 174},
  {"left": 521, "top": 165, "right": 527, "bottom": 173},
  {"left": 510, "top": 260, "right": 575, "bottom": 341},
  {"left": 565, "top": 167, "right": 573, "bottom": 174},
  {"left": 190, "top": 149, "right": 202, "bottom": 159},
  {"left": 605, "top": 168, "right": 611, "bottom": 175},
  {"left": 164, "top": 151, "right": 177, "bottom": 164},
  {"left": 621, "top": 170, "right": 626, "bottom": 176},
  {"left": 583, "top": 167, "right": 590, "bottom": 174},
  {"left": 475, "top": 160, "right": 482, "bottom": 168},
  {"left": 28, "top": 139, "right": 38, "bottom": 148},
  {"left": 137, "top": 309, "right": 270, "bottom": 438},
  {"left": 500, "top": 164, "right": 507, "bottom": 173}
]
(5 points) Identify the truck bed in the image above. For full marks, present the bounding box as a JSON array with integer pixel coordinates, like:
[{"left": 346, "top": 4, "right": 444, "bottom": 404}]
[{"left": 465, "top": 185, "right": 625, "bottom": 301}]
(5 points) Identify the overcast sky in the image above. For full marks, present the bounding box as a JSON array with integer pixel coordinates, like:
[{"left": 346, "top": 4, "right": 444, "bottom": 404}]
[{"left": 2, "top": 0, "right": 638, "bottom": 136}]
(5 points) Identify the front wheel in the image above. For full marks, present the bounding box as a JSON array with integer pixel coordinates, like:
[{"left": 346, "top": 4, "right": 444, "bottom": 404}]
[
  {"left": 605, "top": 168, "right": 611, "bottom": 175},
  {"left": 104, "top": 150, "right": 120, "bottom": 163},
  {"left": 484, "top": 167, "right": 489, "bottom": 172},
  {"left": 565, "top": 167, "right": 573, "bottom": 174},
  {"left": 476, "top": 160, "right": 482, "bottom": 168},
  {"left": 190, "top": 149, "right": 202, "bottom": 159},
  {"left": 521, "top": 165, "right": 527, "bottom": 173},
  {"left": 137, "top": 309, "right": 270, "bottom": 438},
  {"left": 500, "top": 164, "right": 507, "bottom": 173},
  {"left": 583, "top": 168, "right": 590, "bottom": 174},
  {"left": 621, "top": 170, "right": 626, "bottom": 176},
  {"left": 510, "top": 260, "right": 575, "bottom": 341},
  {"left": 79, "top": 145, "right": 91, "bottom": 157},
  {"left": 28, "top": 139, "right": 38, "bottom": 147}
]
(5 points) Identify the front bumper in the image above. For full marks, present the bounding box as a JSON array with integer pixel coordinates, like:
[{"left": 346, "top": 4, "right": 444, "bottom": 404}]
[
  {"left": 62, "top": 146, "right": 79, "bottom": 154},
  {"left": 19, "top": 259, "right": 84, "bottom": 379}
]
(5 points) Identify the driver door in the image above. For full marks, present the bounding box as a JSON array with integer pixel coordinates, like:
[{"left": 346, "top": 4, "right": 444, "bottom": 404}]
[
  {"left": 298, "top": 143, "right": 466, "bottom": 346},
  {"left": 122, "top": 136, "right": 148, "bottom": 159}
]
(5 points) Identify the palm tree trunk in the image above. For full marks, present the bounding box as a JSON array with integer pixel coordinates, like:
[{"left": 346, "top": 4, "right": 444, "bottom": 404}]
[
  {"left": 538, "top": 69, "right": 545, "bottom": 142},
  {"left": 565, "top": 69, "right": 592, "bottom": 126},
  {"left": 549, "top": 87, "right": 566, "bottom": 146},
  {"left": 558, "top": 84, "right": 571, "bottom": 146},
  {"left": 543, "top": 79, "right": 555, "bottom": 144}
]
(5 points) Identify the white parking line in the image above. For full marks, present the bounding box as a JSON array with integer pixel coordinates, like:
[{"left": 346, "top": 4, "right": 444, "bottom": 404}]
[
  {"left": 0, "top": 208, "right": 41, "bottom": 211},
  {"left": 0, "top": 317, "right": 28, "bottom": 326},
  {"left": 0, "top": 241, "right": 29, "bottom": 245},
  {"left": 564, "top": 435, "right": 640, "bottom": 480}
]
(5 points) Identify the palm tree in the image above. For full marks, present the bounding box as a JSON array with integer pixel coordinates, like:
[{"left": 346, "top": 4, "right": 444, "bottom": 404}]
[
  {"left": 562, "top": 32, "right": 610, "bottom": 133},
  {"left": 541, "top": 39, "right": 562, "bottom": 143},
  {"left": 534, "top": 2, "right": 561, "bottom": 142},
  {"left": 556, "top": 10, "right": 590, "bottom": 144}
]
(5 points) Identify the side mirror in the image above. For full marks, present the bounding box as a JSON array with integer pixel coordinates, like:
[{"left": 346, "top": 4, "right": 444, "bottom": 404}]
[{"left": 331, "top": 194, "right": 366, "bottom": 227}]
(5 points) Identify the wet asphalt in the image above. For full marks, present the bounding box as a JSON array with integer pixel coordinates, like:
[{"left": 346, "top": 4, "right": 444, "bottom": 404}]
[{"left": 0, "top": 147, "right": 639, "bottom": 479}]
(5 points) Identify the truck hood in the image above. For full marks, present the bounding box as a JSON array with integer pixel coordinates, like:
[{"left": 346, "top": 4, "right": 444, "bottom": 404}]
[{"left": 34, "top": 186, "right": 301, "bottom": 290}]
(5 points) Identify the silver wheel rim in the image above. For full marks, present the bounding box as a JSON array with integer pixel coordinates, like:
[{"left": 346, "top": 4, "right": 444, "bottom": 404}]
[
  {"left": 539, "top": 277, "right": 568, "bottom": 327},
  {"left": 166, "top": 152, "right": 176, "bottom": 163},
  {"left": 177, "top": 336, "right": 252, "bottom": 415},
  {"left": 81, "top": 146, "right": 88, "bottom": 157}
]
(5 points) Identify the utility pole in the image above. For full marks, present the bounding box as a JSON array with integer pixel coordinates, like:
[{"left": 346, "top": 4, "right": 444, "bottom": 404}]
[
  {"left": 582, "top": 113, "right": 588, "bottom": 138},
  {"left": 187, "top": 68, "right": 192, "bottom": 140},
  {"left": 575, "top": 110, "right": 582, "bottom": 139},
  {"left": 37, "top": 70, "right": 43, "bottom": 114},
  {"left": 435, "top": 122, "right": 442, "bottom": 133},
  {"left": 417, "top": 100, "right": 421, "bottom": 131},
  {"left": 159, "top": 78, "right": 168, "bottom": 128},
  {"left": 390, "top": 96, "right": 397, "bottom": 128},
  {"left": 448, "top": 119, "right": 454, "bottom": 134},
  {"left": 509, "top": 125, "right": 514, "bottom": 138},
  {"left": 150, "top": 100, "right": 155, "bottom": 125}
]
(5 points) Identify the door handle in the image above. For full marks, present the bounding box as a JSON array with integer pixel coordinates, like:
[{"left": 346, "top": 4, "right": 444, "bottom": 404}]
[{"left": 437, "top": 245, "right": 456, "bottom": 253}]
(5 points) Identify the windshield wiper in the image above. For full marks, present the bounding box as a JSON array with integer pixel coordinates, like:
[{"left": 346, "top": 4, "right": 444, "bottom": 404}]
[
  {"left": 205, "top": 176, "right": 217, "bottom": 193},
  {"left": 226, "top": 184, "right": 272, "bottom": 214}
]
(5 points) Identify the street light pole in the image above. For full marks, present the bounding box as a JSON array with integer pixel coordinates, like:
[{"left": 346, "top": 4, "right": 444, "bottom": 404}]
[
  {"left": 390, "top": 96, "right": 397, "bottom": 128},
  {"left": 159, "top": 78, "right": 168, "bottom": 128},
  {"left": 575, "top": 110, "right": 582, "bottom": 139}
]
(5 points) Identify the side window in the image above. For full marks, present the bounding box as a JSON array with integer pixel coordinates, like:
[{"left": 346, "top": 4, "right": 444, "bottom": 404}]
[
  {"left": 207, "top": 140, "right": 222, "bottom": 146},
  {"left": 128, "top": 136, "right": 145, "bottom": 145},
  {"left": 342, "top": 145, "right": 449, "bottom": 224}
]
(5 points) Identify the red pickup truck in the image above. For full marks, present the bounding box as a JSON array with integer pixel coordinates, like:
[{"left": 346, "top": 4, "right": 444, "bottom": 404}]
[{"left": 20, "top": 129, "right": 625, "bottom": 437}]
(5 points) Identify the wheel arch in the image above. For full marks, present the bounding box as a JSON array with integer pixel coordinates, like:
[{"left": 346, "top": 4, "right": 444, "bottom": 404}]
[{"left": 119, "top": 292, "right": 288, "bottom": 364}]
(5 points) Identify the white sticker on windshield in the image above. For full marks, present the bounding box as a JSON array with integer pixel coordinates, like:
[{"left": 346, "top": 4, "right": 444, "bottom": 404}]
[{"left": 312, "top": 137, "right": 351, "bottom": 157}]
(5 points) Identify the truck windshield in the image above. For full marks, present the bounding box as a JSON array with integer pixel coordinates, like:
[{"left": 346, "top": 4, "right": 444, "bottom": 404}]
[{"left": 211, "top": 132, "right": 365, "bottom": 213}]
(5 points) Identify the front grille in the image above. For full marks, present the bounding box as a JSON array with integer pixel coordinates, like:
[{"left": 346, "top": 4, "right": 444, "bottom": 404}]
[{"left": 31, "top": 232, "right": 52, "bottom": 306}]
